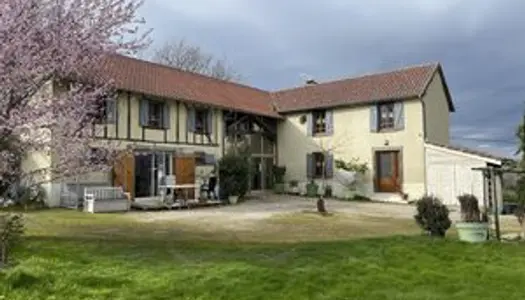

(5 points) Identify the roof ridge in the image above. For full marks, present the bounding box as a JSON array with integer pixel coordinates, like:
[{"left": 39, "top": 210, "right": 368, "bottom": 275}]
[
  {"left": 109, "top": 53, "right": 271, "bottom": 94},
  {"left": 270, "top": 61, "right": 440, "bottom": 94}
]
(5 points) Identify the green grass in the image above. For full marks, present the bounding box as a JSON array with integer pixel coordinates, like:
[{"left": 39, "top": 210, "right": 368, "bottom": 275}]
[{"left": 2, "top": 210, "right": 525, "bottom": 299}]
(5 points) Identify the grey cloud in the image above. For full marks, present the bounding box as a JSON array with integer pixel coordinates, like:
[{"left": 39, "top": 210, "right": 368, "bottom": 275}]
[{"left": 140, "top": 0, "right": 525, "bottom": 156}]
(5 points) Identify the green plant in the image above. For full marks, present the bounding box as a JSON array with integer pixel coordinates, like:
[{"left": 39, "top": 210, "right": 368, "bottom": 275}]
[
  {"left": 272, "top": 166, "right": 286, "bottom": 184},
  {"left": 414, "top": 195, "right": 451, "bottom": 237},
  {"left": 6, "top": 184, "right": 47, "bottom": 210},
  {"left": 335, "top": 158, "right": 368, "bottom": 174},
  {"left": 306, "top": 181, "right": 319, "bottom": 198},
  {"left": 0, "top": 213, "right": 25, "bottom": 267},
  {"left": 218, "top": 153, "right": 250, "bottom": 198},
  {"left": 458, "top": 194, "right": 483, "bottom": 222}
]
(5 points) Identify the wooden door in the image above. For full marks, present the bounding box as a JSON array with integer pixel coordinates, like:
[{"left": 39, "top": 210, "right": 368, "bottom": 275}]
[
  {"left": 174, "top": 155, "right": 196, "bottom": 199},
  {"left": 375, "top": 151, "right": 400, "bottom": 193},
  {"left": 113, "top": 151, "right": 135, "bottom": 199}
]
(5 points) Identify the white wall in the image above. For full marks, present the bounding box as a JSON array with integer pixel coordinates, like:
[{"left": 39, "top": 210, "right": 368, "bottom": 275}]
[{"left": 425, "top": 144, "right": 501, "bottom": 207}]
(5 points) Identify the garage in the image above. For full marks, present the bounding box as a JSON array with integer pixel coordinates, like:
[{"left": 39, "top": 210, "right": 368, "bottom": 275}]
[{"left": 424, "top": 142, "right": 503, "bottom": 207}]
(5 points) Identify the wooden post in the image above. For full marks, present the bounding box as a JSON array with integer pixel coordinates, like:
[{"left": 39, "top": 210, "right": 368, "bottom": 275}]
[{"left": 492, "top": 168, "right": 501, "bottom": 241}]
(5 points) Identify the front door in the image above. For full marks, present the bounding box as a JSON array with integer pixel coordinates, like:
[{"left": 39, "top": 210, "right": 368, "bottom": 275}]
[{"left": 375, "top": 151, "right": 401, "bottom": 193}]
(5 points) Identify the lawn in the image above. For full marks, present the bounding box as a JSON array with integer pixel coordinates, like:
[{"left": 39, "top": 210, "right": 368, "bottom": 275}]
[{"left": 1, "top": 209, "right": 525, "bottom": 299}]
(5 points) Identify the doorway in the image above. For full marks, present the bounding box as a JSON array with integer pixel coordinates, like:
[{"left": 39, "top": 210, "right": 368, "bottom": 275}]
[
  {"left": 375, "top": 150, "right": 401, "bottom": 193},
  {"left": 134, "top": 152, "right": 171, "bottom": 198}
]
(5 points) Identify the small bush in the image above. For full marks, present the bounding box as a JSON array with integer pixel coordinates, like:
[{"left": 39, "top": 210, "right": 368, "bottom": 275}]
[
  {"left": 414, "top": 195, "right": 451, "bottom": 237},
  {"left": 272, "top": 166, "right": 286, "bottom": 184},
  {"left": 458, "top": 194, "right": 482, "bottom": 222},
  {"left": 218, "top": 153, "right": 250, "bottom": 198},
  {"left": 1, "top": 213, "right": 25, "bottom": 267}
]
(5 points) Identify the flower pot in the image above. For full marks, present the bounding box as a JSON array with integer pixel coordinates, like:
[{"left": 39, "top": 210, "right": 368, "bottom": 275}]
[
  {"left": 306, "top": 183, "right": 318, "bottom": 198},
  {"left": 228, "top": 195, "right": 239, "bottom": 204},
  {"left": 273, "top": 183, "right": 285, "bottom": 194},
  {"left": 456, "top": 222, "right": 489, "bottom": 243}
]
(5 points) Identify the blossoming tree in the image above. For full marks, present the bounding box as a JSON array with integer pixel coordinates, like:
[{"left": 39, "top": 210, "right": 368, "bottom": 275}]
[{"left": 0, "top": 0, "right": 150, "bottom": 198}]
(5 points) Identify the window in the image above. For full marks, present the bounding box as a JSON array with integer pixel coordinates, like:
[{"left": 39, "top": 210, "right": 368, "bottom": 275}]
[
  {"left": 91, "top": 96, "right": 116, "bottom": 124},
  {"left": 195, "top": 109, "right": 209, "bottom": 134},
  {"left": 307, "top": 152, "right": 333, "bottom": 179},
  {"left": 378, "top": 103, "right": 395, "bottom": 130},
  {"left": 147, "top": 101, "right": 164, "bottom": 128},
  {"left": 92, "top": 99, "right": 107, "bottom": 124},
  {"left": 313, "top": 110, "right": 326, "bottom": 134},
  {"left": 313, "top": 152, "right": 325, "bottom": 178}
]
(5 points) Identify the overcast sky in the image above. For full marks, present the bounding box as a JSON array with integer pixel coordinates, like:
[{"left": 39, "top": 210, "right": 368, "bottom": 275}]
[{"left": 138, "top": 0, "right": 524, "bottom": 158}]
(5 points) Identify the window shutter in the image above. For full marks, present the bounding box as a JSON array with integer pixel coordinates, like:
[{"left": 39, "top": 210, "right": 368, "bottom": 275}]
[
  {"left": 325, "top": 110, "right": 334, "bottom": 135},
  {"left": 370, "top": 105, "right": 378, "bottom": 132},
  {"left": 325, "top": 154, "right": 334, "bottom": 178},
  {"left": 205, "top": 154, "right": 216, "bottom": 165},
  {"left": 187, "top": 107, "right": 196, "bottom": 132},
  {"left": 139, "top": 98, "right": 149, "bottom": 126},
  {"left": 206, "top": 109, "right": 213, "bottom": 134},
  {"left": 306, "top": 153, "right": 314, "bottom": 179},
  {"left": 394, "top": 102, "right": 405, "bottom": 130},
  {"left": 105, "top": 99, "right": 117, "bottom": 124},
  {"left": 162, "top": 103, "right": 170, "bottom": 129},
  {"left": 306, "top": 113, "right": 313, "bottom": 136}
]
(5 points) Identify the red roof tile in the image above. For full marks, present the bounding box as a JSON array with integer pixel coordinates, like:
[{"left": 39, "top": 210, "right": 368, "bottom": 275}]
[
  {"left": 101, "top": 54, "right": 280, "bottom": 118},
  {"left": 271, "top": 63, "right": 447, "bottom": 112},
  {"left": 98, "top": 55, "right": 452, "bottom": 117}
]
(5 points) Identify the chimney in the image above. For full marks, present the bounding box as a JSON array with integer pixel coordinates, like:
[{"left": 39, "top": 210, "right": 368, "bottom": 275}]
[{"left": 305, "top": 79, "right": 318, "bottom": 85}]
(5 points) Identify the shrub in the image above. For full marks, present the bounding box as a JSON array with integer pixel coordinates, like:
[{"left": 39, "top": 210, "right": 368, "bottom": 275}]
[
  {"left": 414, "top": 195, "right": 451, "bottom": 237},
  {"left": 218, "top": 153, "right": 250, "bottom": 198},
  {"left": 458, "top": 194, "right": 483, "bottom": 222},
  {"left": 0, "top": 213, "right": 25, "bottom": 268},
  {"left": 272, "top": 166, "right": 286, "bottom": 184}
]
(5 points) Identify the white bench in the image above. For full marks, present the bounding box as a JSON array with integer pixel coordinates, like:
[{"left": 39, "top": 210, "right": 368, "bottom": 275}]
[{"left": 83, "top": 187, "right": 130, "bottom": 213}]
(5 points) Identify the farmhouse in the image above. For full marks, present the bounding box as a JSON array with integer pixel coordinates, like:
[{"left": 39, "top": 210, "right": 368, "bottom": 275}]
[{"left": 24, "top": 54, "right": 504, "bottom": 208}]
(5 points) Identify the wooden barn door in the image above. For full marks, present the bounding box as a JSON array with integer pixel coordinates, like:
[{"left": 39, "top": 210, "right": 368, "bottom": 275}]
[
  {"left": 113, "top": 151, "right": 135, "bottom": 199},
  {"left": 173, "top": 155, "right": 196, "bottom": 199}
]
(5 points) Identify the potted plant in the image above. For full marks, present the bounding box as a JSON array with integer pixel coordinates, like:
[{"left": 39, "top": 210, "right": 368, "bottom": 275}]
[
  {"left": 218, "top": 153, "right": 250, "bottom": 204},
  {"left": 306, "top": 180, "right": 318, "bottom": 198},
  {"left": 272, "top": 165, "right": 286, "bottom": 194},
  {"left": 456, "top": 194, "right": 489, "bottom": 243},
  {"left": 289, "top": 180, "right": 299, "bottom": 195}
]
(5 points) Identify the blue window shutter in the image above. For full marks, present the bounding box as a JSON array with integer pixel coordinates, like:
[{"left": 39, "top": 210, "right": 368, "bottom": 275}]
[
  {"left": 162, "top": 103, "right": 170, "bottom": 129},
  {"left": 325, "top": 110, "right": 334, "bottom": 135},
  {"left": 306, "top": 153, "right": 314, "bottom": 179},
  {"left": 106, "top": 99, "right": 117, "bottom": 124},
  {"left": 206, "top": 109, "right": 213, "bottom": 134},
  {"left": 370, "top": 105, "right": 378, "bottom": 132},
  {"left": 306, "top": 113, "right": 313, "bottom": 136},
  {"left": 394, "top": 102, "right": 405, "bottom": 130},
  {"left": 325, "top": 154, "right": 334, "bottom": 178},
  {"left": 187, "top": 107, "right": 196, "bottom": 132},
  {"left": 139, "top": 98, "right": 149, "bottom": 126},
  {"left": 205, "top": 154, "right": 216, "bottom": 165}
]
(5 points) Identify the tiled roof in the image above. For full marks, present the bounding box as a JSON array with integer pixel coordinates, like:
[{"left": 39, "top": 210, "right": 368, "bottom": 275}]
[
  {"left": 97, "top": 54, "right": 453, "bottom": 117},
  {"left": 271, "top": 63, "right": 448, "bottom": 112},
  {"left": 426, "top": 142, "right": 505, "bottom": 163},
  {"left": 100, "top": 54, "right": 280, "bottom": 118}
]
